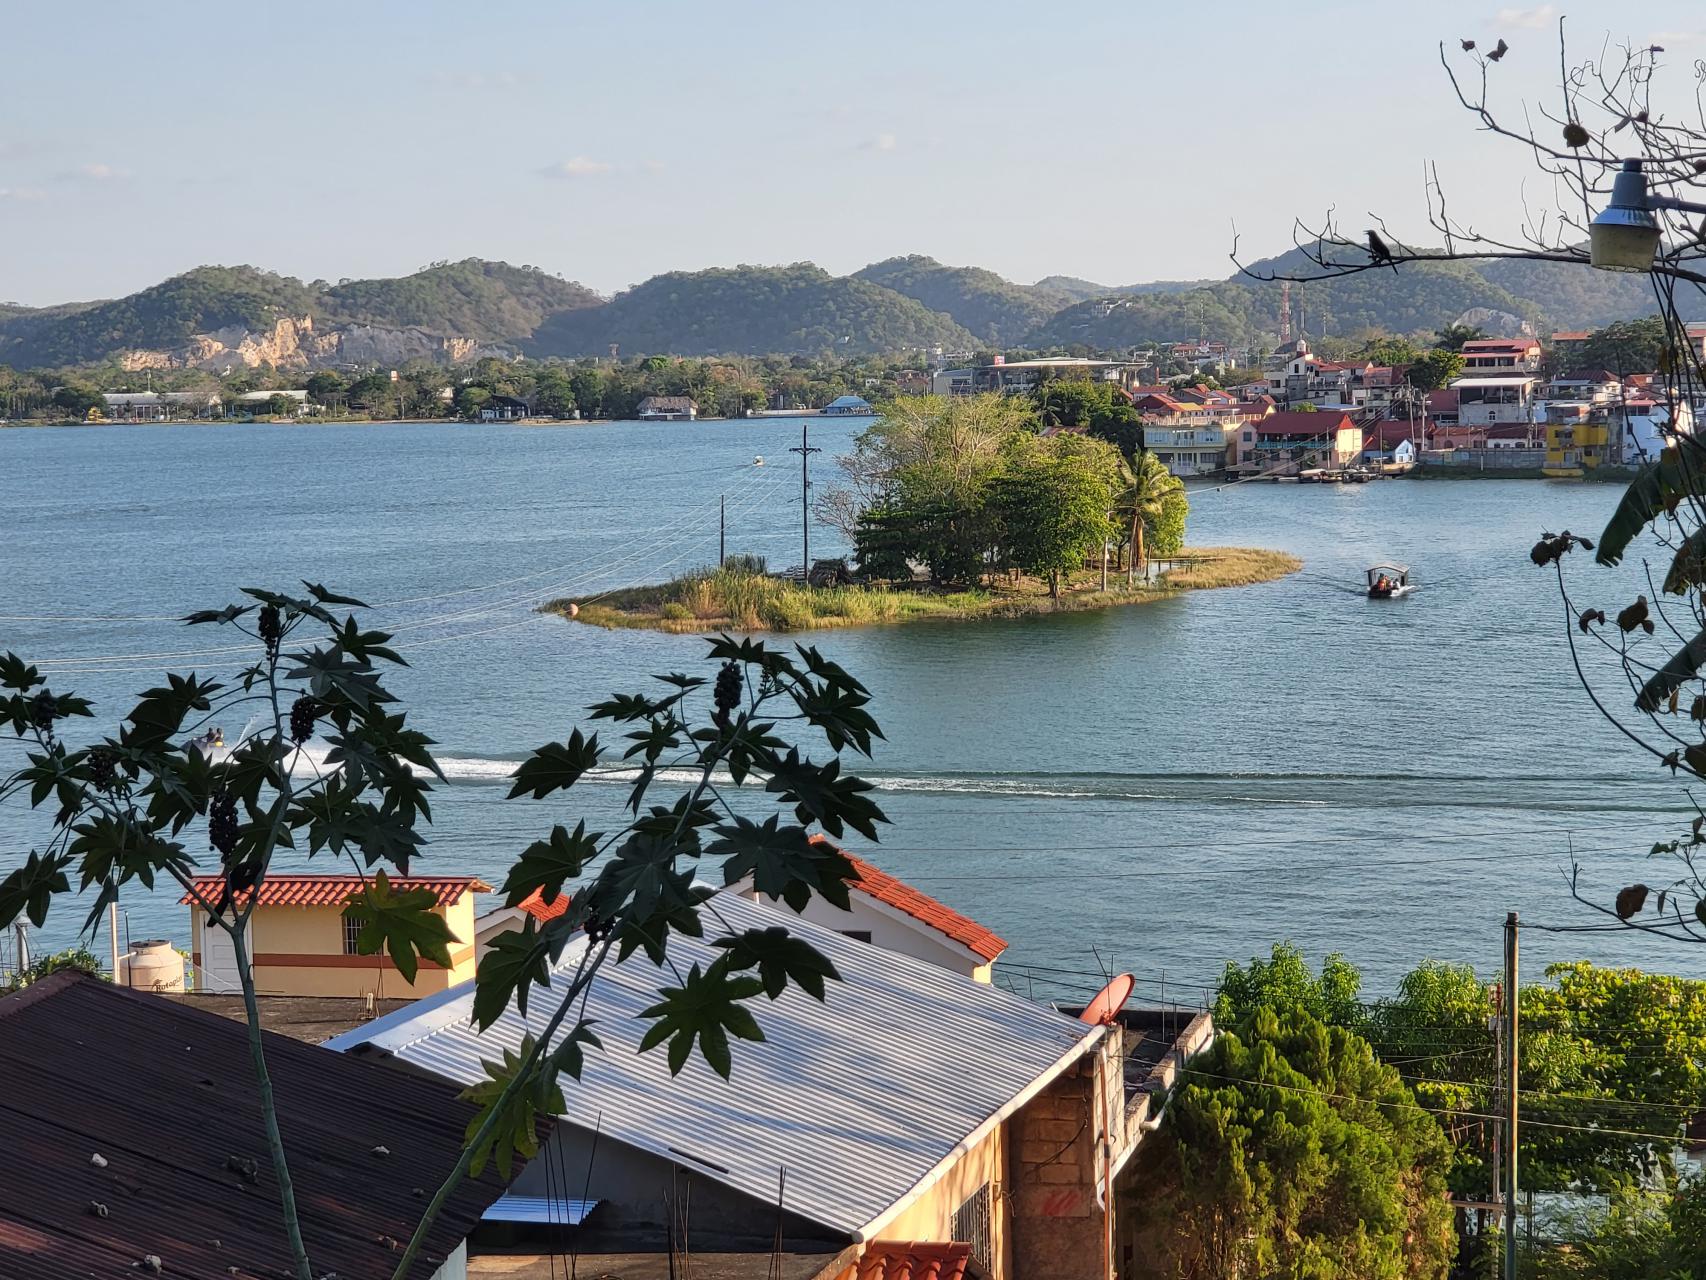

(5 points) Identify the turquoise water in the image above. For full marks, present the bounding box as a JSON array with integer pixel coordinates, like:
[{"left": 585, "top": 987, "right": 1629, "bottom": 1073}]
[{"left": 0, "top": 418, "right": 1690, "bottom": 998}]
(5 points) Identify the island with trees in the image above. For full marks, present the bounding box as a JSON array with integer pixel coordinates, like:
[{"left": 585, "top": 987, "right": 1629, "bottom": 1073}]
[{"left": 550, "top": 385, "right": 1299, "bottom": 634}]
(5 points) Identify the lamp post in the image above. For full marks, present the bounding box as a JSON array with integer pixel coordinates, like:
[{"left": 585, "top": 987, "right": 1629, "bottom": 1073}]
[{"left": 1589, "top": 159, "right": 1706, "bottom": 272}]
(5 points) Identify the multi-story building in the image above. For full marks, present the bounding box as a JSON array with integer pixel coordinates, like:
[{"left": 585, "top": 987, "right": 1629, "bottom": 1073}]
[
  {"left": 1451, "top": 373, "right": 1537, "bottom": 426},
  {"left": 1230, "top": 409, "right": 1364, "bottom": 473},
  {"left": 1545, "top": 420, "right": 1611, "bottom": 474},
  {"left": 1460, "top": 338, "right": 1542, "bottom": 373}
]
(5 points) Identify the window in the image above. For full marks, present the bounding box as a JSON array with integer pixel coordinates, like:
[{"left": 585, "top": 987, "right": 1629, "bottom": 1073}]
[
  {"left": 952, "top": 1184, "right": 992, "bottom": 1272},
  {"left": 343, "top": 914, "right": 363, "bottom": 955},
  {"left": 841, "top": 930, "right": 873, "bottom": 944}
]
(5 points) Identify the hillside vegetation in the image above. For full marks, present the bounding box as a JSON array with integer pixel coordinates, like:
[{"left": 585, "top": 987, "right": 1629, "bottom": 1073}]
[
  {"left": 853, "top": 255, "right": 1068, "bottom": 346},
  {"left": 0, "top": 243, "right": 1696, "bottom": 372},
  {"left": 526, "top": 263, "right": 976, "bottom": 358}
]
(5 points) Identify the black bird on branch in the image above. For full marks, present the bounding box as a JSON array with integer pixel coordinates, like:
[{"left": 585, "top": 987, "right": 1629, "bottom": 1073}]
[{"left": 1366, "top": 229, "right": 1399, "bottom": 274}]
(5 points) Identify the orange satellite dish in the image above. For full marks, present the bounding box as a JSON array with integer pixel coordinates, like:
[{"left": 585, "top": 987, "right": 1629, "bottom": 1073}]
[{"left": 1079, "top": 973, "right": 1135, "bottom": 1025}]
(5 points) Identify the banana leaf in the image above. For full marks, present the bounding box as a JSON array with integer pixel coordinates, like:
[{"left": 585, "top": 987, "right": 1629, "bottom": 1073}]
[
  {"left": 1664, "top": 527, "right": 1706, "bottom": 595},
  {"left": 1596, "top": 451, "right": 1688, "bottom": 568},
  {"left": 1636, "top": 626, "right": 1706, "bottom": 712}
]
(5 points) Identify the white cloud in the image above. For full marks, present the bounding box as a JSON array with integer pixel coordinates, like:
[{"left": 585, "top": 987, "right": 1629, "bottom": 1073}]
[
  {"left": 539, "top": 157, "right": 614, "bottom": 178},
  {"left": 60, "top": 162, "right": 128, "bottom": 182},
  {"left": 860, "top": 133, "right": 899, "bottom": 153},
  {"left": 1495, "top": 5, "right": 1558, "bottom": 30}
]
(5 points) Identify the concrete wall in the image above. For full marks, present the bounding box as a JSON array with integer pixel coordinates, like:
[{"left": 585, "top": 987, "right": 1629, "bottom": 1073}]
[
  {"left": 879, "top": 1122, "right": 1012, "bottom": 1280},
  {"left": 1007, "top": 1056, "right": 1111, "bottom": 1280},
  {"left": 190, "top": 898, "right": 477, "bottom": 999}
]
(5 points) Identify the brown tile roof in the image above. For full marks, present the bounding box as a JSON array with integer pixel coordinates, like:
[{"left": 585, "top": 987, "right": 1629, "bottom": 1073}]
[
  {"left": 518, "top": 886, "right": 572, "bottom": 922},
  {"left": 0, "top": 972, "right": 516, "bottom": 1280},
  {"left": 849, "top": 1242, "right": 975, "bottom": 1280},
  {"left": 1253, "top": 410, "right": 1358, "bottom": 437},
  {"left": 181, "top": 873, "right": 491, "bottom": 910},
  {"left": 814, "top": 838, "right": 1007, "bottom": 962}
]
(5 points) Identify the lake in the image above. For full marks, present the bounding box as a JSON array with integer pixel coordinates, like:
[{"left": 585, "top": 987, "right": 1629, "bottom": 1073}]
[{"left": 0, "top": 418, "right": 1691, "bottom": 1000}]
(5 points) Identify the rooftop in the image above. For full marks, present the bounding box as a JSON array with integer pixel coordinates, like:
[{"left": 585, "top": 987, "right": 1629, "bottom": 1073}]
[
  {"left": 180, "top": 873, "right": 492, "bottom": 910},
  {"left": 0, "top": 972, "right": 510, "bottom": 1280},
  {"left": 173, "top": 991, "right": 413, "bottom": 1043},
  {"left": 330, "top": 889, "right": 1096, "bottom": 1242},
  {"left": 839, "top": 844, "right": 1008, "bottom": 963}
]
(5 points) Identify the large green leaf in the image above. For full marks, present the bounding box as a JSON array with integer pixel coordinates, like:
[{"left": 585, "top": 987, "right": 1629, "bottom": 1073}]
[
  {"left": 1636, "top": 627, "right": 1706, "bottom": 713},
  {"left": 342, "top": 869, "right": 455, "bottom": 983},
  {"left": 459, "top": 1034, "right": 563, "bottom": 1178},
  {"left": 507, "top": 729, "right": 601, "bottom": 800},
  {"left": 1663, "top": 527, "right": 1706, "bottom": 595},
  {"left": 638, "top": 962, "right": 767, "bottom": 1078},
  {"left": 0, "top": 850, "right": 70, "bottom": 928},
  {"left": 712, "top": 926, "right": 841, "bottom": 1000},
  {"left": 1595, "top": 451, "right": 1690, "bottom": 568},
  {"left": 472, "top": 924, "right": 553, "bottom": 1030},
  {"left": 502, "top": 821, "right": 599, "bottom": 908}
]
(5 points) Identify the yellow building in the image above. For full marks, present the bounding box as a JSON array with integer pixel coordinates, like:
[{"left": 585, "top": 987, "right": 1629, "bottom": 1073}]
[
  {"left": 184, "top": 873, "right": 489, "bottom": 999},
  {"left": 1545, "top": 420, "right": 1610, "bottom": 476}
]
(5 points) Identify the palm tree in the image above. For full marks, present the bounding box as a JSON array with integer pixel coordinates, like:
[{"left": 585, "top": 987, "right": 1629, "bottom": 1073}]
[{"left": 1116, "top": 450, "right": 1184, "bottom": 586}]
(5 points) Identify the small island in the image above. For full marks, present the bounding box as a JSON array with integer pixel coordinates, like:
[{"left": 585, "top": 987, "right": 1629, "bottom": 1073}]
[{"left": 549, "top": 547, "right": 1299, "bottom": 634}]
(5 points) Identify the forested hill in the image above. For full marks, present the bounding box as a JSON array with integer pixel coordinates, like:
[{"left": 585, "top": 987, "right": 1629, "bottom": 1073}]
[
  {"left": 525, "top": 264, "right": 976, "bottom": 358},
  {"left": 0, "top": 246, "right": 1695, "bottom": 372},
  {"left": 852, "top": 256, "right": 1070, "bottom": 346},
  {"left": 0, "top": 260, "right": 601, "bottom": 369}
]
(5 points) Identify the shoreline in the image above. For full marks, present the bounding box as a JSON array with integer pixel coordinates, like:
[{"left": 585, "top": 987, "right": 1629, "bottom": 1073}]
[{"left": 548, "top": 546, "right": 1302, "bottom": 635}]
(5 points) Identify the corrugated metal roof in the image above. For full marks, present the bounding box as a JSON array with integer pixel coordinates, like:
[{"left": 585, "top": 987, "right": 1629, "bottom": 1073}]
[
  {"left": 0, "top": 972, "right": 512, "bottom": 1280},
  {"left": 180, "top": 873, "right": 491, "bottom": 909},
  {"left": 329, "top": 890, "right": 1097, "bottom": 1240}
]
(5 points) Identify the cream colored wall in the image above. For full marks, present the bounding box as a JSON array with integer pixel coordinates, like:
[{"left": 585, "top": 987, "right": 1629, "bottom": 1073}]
[
  {"left": 877, "top": 1121, "right": 1012, "bottom": 1280},
  {"left": 735, "top": 885, "right": 990, "bottom": 981},
  {"left": 238, "top": 900, "right": 477, "bottom": 1000}
]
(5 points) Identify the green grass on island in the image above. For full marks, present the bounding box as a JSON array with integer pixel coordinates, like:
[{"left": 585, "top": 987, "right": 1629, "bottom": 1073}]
[{"left": 547, "top": 546, "right": 1301, "bottom": 634}]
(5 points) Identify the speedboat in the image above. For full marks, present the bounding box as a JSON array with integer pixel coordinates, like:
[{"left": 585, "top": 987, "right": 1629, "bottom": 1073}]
[{"left": 1366, "top": 564, "right": 1416, "bottom": 599}]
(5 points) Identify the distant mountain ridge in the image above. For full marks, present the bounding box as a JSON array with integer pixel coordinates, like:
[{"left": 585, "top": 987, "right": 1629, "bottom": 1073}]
[{"left": 0, "top": 248, "right": 1694, "bottom": 371}]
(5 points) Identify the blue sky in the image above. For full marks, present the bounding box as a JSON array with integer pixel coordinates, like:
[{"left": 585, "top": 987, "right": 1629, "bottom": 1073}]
[{"left": 1, "top": 0, "right": 1701, "bottom": 305}]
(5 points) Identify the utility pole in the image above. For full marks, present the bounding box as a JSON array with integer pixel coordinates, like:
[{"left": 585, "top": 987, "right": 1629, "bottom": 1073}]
[
  {"left": 719, "top": 495, "right": 726, "bottom": 567},
  {"left": 1503, "top": 911, "right": 1520, "bottom": 1280},
  {"left": 789, "top": 422, "right": 820, "bottom": 579}
]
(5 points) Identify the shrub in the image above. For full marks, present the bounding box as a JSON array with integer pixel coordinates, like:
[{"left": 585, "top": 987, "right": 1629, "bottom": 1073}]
[{"left": 659, "top": 602, "right": 692, "bottom": 621}]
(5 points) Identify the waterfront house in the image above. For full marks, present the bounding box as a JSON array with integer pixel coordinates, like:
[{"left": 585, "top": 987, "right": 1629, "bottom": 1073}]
[
  {"left": 184, "top": 873, "right": 488, "bottom": 998},
  {"left": 101, "top": 390, "right": 221, "bottom": 421},
  {"left": 822, "top": 394, "right": 876, "bottom": 416},
  {"left": 231, "top": 388, "right": 310, "bottom": 417},
  {"left": 1141, "top": 419, "right": 1234, "bottom": 477},
  {"left": 931, "top": 367, "right": 977, "bottom": 397},
  {"left": 1545, "top": 418, "right": 1611, "bottom": 474},
  {"left": 1265, "top": 338, "right": 1356, "bottom": 408},
  {"left": 1232, "top": 409, "right": 1364, "bottom": 472},
  {"left": 0, "top": 970, "right": 509, "bottom": 1280},
  {"left": 731, "top": 837, "right": 1007, "bottom": 982},
  {"left": 1611, "top": 393, "right": 1693, "bottom": 464},
  {"left": 480, "top": 393, "right": 532, "bottom": 421},
  {"left": 1450, "top": 373, "right": 1536, "bottom": 426},
  {"left": 331, "top": 883, "right": 1214, "bottom": 1280},
  {"left": 1460, "top": 337, "right": 1542, "bottom": 373},
  {"left": 636, "top": 394, "right": 697, "bottom": 420},
  {"left": 1362, "top": 421, "right": 1418, "bottom": 466}
]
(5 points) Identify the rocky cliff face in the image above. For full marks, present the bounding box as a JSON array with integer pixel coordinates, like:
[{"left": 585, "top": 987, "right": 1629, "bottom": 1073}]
[{"left": 118, "top": 316, "right": 507, "bottom": 371}]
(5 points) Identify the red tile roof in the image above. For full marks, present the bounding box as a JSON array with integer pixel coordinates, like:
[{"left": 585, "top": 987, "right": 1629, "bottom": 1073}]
[
  {"left": 1253, "top": 410, "right": 1358, "bottom": 437},
  {"left": 518, "top": 886, "right": 572, "bottom": 922},
  {"left": 1552, "top": 330, "right": 1591, "bottom": 342},
  {"left": 181, "top": 873, "right": 491, "bottom": 910},
  {"left": 850, "top": 1242, "right": 975, "bottom": 1280},
  {"left": 814, "top": 837, "right": 1007, "bottom": 962}
]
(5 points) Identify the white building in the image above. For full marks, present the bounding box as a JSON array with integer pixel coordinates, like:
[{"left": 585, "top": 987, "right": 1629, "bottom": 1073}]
[
  {"left": 232, "top": 389, "right": 310, "bottom": 416},
  {"left": 1140, "top": 422, "right": 1233, "bottom": 477},
  {"left": 101, "top": 390, "right": 221, "bottom": 420},
  {"left": 1451, "top": 374, "right": 1536, "bottom": 426}
]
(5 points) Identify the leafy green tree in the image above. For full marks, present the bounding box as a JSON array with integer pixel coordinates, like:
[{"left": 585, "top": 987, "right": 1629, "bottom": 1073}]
[
  {"left": 1361, "top": 335, "right": 1422, "bottom": 366},
  {"left": 51, "top": 380, "right": 102, "bottom": 419},
  {"left": 266, "top": 393, "right": 297, "bottom": 417},
  {"left": 1573, "top": 317, "right": 1669, "bottom": 375},
  {"left": 1406, "top": 349, "right": 1465, "bottom": 391},
  {"left": 569, "top": 369, "right": 606, "bottom": 419},
  {"left": 456, "top": 385, "right": 492, "bottom": 420},
  {"left": 304, "top": 370, "right": 346, "bottom": 403},
  {"left": 0, "top": 595, "right": 886, "bottom": 1280},
  {"left": 1032, "top": 378, "right": 1143, "bottom": 458},
  {"left": 1215, "top": 941, "right": 1366, "bottom": 1030},
  {"left": 1133, "top": 1007, "right": 1456, "bottom": 1280},
  {"left": 532, "top": 367, "right": 577, "bottom": 418},
  {"left": 1435, "top": 323, "right": 1489, "bottom": 351},
  {"left": 2, "top": 945, "right": 104, "bottom": 992},
  {"left": 990, "top": 435, "right": 1118, "bottom": 598},
  {"left": 1149, "top": 486, "right": 1188, "bottom": 557}
]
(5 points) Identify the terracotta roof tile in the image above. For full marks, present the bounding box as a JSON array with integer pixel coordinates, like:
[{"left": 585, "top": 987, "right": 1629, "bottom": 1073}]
[
  {"left": 814, "top": 838, "right": 1007, "bottom": 962},
  {"left": 518, "top": 886, "right": 572, "bottom": 922},
  {"left": 180, "top": 873, "right": 490, "bottom": 910},
  {"left": 854, "top": 1242, "right": 975, "bottom": 1280}
]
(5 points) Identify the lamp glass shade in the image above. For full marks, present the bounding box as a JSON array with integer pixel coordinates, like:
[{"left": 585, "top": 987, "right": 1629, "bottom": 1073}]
[{"left": 1589, "top": 216, "right": 1661, "bottom": 273}]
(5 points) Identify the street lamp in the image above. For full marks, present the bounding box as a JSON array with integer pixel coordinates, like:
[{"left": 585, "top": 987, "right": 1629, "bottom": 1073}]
[{"left": 1590, "top": 158, "right": 1706, "bottom": 271}]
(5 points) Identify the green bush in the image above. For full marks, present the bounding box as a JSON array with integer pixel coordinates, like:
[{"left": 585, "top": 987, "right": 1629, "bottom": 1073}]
[
  {"left": 659, "top": 602, "right": 693, "bottom": 621},
  {"left": 4, "top": 946, "right": 104, "bottom": 993}
]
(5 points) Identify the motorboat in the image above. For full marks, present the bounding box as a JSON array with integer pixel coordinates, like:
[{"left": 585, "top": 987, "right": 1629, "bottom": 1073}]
[{"left": 1366, "top": 564, "right": 1416, "bottom": 599}]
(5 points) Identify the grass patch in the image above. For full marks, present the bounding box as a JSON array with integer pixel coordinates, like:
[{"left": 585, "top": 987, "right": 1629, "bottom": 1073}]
[{"left": 548, "top": 547, "right": 1298, "bottom": 635}]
